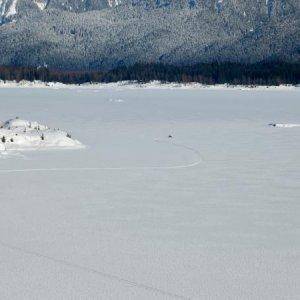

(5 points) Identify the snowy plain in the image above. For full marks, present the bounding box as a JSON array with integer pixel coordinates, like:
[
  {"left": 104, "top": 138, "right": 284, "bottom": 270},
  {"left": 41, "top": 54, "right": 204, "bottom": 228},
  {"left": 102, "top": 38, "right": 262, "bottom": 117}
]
[{"left": 0, "top": 85, "right": 299, "bottom": 299}]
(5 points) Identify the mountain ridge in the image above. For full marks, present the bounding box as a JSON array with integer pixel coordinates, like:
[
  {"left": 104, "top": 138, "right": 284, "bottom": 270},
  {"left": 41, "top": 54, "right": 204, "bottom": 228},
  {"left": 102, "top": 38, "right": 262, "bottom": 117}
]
[{"left": 0, "top": 0, "right": 299, "bottom": 71}]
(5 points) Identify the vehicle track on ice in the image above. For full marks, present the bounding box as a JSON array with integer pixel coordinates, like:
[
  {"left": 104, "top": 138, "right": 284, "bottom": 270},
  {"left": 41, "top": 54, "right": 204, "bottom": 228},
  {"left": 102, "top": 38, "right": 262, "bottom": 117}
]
[
  {"left": 0, "top": 139, "right": 203, "bottom": 174},
  {"left": 0, "top": 139, "right": 196, "bottom": 299},
  {"left": 0, "top": 240, "right": 189, "bottom": 299}
]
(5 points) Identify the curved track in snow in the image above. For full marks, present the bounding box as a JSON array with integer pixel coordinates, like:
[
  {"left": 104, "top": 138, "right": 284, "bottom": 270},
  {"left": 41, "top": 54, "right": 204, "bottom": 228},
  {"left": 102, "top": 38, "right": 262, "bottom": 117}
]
[{"left": 0, "top": 139, "right": 203, "bottom": 174}]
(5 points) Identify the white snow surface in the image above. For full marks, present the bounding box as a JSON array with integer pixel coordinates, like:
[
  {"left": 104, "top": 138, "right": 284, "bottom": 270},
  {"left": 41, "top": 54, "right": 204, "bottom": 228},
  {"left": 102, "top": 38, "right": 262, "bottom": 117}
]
[
  {"left": 0, "top": 117, "right": 84, "bottom": 151},
  {"left": 1, "top": 0, "right": 46, "bottom": 20},
  {"left": 0, "top": 87, "right": 299, "bottom": 299},
  {"left": 5, "top": 0, "right": 17, "bottom": 17},
  {"left": 269, "top": 123, "right": 300, "bottom": 128},
  {"left": 0, "top": 79, "right": 298, "bottom": 90},
  {"left": 34, "top": 0, "right": 47, "bottom": 10},
  {"left": 108, "top": 0, "right": 122, "bottom": 7}
]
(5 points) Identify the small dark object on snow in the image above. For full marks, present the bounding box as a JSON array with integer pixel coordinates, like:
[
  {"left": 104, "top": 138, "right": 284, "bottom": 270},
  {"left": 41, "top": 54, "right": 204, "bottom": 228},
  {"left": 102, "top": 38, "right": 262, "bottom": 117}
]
[
  {"left": 168, "top": 134, "right": 173, "bottom": 138},
  {"left": 269, "top": 123, "right": 277, "bottom": 127}
]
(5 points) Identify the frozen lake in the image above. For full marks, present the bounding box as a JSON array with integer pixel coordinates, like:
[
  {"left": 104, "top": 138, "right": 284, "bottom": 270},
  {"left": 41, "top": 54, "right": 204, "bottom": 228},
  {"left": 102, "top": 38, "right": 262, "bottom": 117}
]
[{"left": 0, "top": 87, "right": 299, "bottom": 299}]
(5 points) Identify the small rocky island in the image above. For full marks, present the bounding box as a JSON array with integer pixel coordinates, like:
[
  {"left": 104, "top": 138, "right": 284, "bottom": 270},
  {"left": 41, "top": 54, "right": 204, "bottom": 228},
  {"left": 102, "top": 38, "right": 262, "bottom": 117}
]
[{"left": 0, "top": 117, "right": 84, "bottom": 152}]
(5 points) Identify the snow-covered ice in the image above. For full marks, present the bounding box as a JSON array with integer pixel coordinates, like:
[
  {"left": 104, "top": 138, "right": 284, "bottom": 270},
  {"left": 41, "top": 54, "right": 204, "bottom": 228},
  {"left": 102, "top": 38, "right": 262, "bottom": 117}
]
[
  {"left": 0, "top": 86, "right": 299, "bottom": 299},
  {"left": 269, "top": 123, "right": 300, "bottom": 128}
]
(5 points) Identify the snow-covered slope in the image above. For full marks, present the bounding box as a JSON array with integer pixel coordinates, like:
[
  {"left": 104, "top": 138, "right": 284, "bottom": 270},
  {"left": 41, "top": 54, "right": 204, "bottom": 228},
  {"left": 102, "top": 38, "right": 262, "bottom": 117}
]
[
  {"left": 0, "top": 0, "right": 120, "bottom": 23},
  {"left": 0, "top": 117, "right": 84, "bottom": 151},
  {"left": 34, "top": 0, "right": 48, "bottom": 10},
  {"left": 0, "top": 0, "right": 18, "bottom": 21},
  {"left": 0, "top": 0, "right": 48, "bottom": 23}
]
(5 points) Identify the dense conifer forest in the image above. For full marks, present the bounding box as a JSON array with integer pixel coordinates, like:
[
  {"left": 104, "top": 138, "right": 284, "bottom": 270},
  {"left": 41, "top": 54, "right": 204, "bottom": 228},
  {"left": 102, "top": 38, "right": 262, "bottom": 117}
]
[{"left": 0, "top": 62, "right": 299, "bottom": 85}]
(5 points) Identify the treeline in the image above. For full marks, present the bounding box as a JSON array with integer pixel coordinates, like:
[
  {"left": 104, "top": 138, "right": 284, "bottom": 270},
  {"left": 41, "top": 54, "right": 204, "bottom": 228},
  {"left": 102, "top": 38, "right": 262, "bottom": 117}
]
[{"left": 0, "top": 62, "right": 299, "bottom": 85}]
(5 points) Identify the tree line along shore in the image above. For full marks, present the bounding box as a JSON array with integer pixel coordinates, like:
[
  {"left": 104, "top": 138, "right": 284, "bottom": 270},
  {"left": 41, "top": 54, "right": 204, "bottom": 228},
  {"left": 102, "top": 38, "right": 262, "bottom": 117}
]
[{"left": 0, "top": 62, "right": 299, "bottom": 85}]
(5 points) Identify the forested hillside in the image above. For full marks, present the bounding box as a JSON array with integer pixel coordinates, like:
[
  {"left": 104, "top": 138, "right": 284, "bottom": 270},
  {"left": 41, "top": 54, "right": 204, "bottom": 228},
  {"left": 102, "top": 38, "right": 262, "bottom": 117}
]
[{"left": 0, "top": 0, "right": 299, "bottom": 83}]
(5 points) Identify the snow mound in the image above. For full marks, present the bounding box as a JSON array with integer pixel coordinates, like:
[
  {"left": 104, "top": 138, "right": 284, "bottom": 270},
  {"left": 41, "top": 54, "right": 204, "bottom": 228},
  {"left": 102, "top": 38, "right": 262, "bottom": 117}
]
[
  {"left": 269, "top": 123, "right": 300, "bottom": 128},
  {"left": 0, "top": 118, "right": 84, "bottom": 152},
  {"left": 2, "top": 118, "right": 48, "bottom": 131}
]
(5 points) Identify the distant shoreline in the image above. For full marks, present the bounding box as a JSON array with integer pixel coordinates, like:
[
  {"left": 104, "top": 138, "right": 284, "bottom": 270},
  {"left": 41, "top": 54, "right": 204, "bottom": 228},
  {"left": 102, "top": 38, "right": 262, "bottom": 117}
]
[
  {"left": 0, "top": 80, "right": 298, "bottom": 91},
  {"left": 1, "top": 62, "right": 299, "bottom": 87}
]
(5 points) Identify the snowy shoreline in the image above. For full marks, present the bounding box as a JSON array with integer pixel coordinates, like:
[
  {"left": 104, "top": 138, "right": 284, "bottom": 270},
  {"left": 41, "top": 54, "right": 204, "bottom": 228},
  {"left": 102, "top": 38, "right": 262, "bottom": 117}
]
[{"left": 0, "top": 80, "right": 298, "bottom": 91}]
